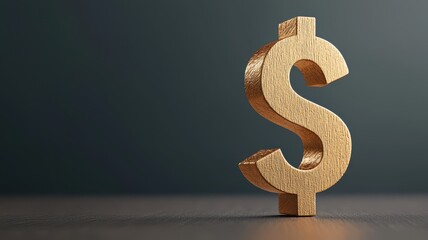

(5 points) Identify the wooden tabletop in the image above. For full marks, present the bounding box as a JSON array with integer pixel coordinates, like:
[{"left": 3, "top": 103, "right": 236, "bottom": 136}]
[{"left": 0, "top": 195, "right": 426, "bottom": 239}]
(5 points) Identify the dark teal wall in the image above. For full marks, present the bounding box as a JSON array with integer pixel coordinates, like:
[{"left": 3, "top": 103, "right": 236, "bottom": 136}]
[{"left": 1, "top": 0, "right": 427, "bottom": 193}]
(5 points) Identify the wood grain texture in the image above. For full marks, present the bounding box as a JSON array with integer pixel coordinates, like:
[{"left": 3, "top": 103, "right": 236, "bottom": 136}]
[
  {"left": 239, "top": 16, "right": 351, "bottom": 216},
  {"left": 0, "top": 195, "right": 427, "bottom": 240}
]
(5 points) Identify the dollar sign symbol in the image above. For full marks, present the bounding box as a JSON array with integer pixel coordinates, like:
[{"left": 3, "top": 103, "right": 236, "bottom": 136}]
[{"left": 239, "top": 16, "right": 351, "bottom": 216}]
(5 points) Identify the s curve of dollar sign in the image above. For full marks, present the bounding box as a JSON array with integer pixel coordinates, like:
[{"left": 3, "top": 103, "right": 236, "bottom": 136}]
[{"left": 239, "top": 16, "right": 351, "bottom": 216}]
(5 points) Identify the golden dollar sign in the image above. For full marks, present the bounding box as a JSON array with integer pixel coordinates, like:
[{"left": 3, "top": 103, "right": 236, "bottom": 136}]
[{"left": 239, "top": 16, "right": 351, "bottom": 216}]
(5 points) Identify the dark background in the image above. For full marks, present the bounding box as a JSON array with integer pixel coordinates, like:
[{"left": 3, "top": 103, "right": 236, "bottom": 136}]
[{"left": 0, "top": 0, "right": 427, "bottom": 194}]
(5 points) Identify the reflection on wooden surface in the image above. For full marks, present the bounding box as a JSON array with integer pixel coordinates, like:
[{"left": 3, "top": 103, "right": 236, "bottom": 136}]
[{"left": 245, "top": 217, "right": 365, "bottom": 240}]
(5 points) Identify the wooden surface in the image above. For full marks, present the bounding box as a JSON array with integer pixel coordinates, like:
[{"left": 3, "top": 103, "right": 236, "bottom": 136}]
[
  {"left": 0, "top": 195, "right": 427, "bottom": 239},
  {"left": 240, "top": 16, "right": 351, "bottom": 215}
]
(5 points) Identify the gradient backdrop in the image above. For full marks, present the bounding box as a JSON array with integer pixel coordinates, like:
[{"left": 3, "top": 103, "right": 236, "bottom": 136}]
[{"left": 1, "top": 0, "right": 427, "bottom": 194}]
